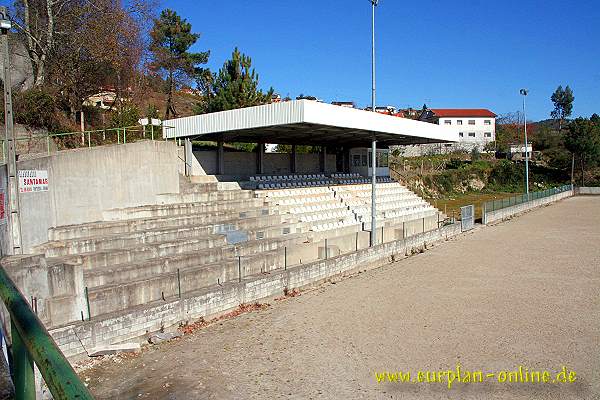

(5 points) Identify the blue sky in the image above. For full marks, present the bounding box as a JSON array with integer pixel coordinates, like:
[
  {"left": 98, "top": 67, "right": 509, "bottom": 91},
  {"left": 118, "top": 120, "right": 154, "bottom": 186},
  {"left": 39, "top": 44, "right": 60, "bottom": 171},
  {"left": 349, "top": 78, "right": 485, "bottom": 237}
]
[{"left": 163, "top": 0, "right": 600, "bottom": 121}]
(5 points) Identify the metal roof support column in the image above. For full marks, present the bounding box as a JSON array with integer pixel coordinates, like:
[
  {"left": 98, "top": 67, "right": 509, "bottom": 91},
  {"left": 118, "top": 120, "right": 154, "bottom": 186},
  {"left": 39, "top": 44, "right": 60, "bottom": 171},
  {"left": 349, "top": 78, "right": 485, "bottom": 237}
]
[
  {"left": 217, "top": 140, "right": 224, "bottom": 175},
  {"left": 184, "top": 138, "right": 192, "bottom": 177},
  {"left": 343, "top": 147, "right": 351, "bottom": 173},
  {"left": 256, "top": 143, "right": 265, "bottom": 175},
  {"left": 291, "top": 144, "right": 297, "bottom": 174},
  {"left": 370, "top": 138, "right": 377, "bottom": 247},
  {"left": 320, "top": 146, "right": 326, "bottom": 173}
]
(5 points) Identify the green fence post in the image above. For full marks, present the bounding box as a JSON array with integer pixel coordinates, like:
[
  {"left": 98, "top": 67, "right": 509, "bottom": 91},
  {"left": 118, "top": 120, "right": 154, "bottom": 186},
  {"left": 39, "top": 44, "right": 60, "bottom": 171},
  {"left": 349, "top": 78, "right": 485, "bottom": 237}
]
[
  {"left": 87, "top": 132, "right": 91, "bottom": 148},
  {"left": 11, "top": 319, "right": 35, "bottom": 400},
  {"left": 124, "top": 128, "right": 127, "bottom": 144},
  {"left": 117, "top": 128, "right": 120, "bottom": 144},
  {"left": 0, "top": 267, "right": 94, "bottom": 399}
]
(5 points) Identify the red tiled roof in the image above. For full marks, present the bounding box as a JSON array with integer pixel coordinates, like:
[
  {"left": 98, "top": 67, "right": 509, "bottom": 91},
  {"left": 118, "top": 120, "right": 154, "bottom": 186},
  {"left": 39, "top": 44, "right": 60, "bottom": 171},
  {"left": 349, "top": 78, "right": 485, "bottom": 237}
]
[{"left": 430, "top": 109, "right": 497, "bottom": 118}]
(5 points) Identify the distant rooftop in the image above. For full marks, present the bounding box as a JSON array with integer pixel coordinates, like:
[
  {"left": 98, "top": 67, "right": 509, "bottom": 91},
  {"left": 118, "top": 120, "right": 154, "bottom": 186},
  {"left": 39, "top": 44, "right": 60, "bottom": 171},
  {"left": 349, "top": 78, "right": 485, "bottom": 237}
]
[{"left": 429, "top": 109, "right": 497, "bottom": 118}]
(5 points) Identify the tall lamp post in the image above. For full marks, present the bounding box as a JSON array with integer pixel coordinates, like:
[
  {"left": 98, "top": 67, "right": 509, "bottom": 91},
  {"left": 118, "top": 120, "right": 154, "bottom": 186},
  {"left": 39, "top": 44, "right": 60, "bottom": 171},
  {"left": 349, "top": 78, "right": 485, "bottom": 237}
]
[
  {"left": 370, "top": 0, "right": 378, "bottom": 247},
  {"left": 519, "top": 89, "right": 530, "bottom": 198},
  {"left": 1, "top": 7, "right": 23, "bottom": 255}
]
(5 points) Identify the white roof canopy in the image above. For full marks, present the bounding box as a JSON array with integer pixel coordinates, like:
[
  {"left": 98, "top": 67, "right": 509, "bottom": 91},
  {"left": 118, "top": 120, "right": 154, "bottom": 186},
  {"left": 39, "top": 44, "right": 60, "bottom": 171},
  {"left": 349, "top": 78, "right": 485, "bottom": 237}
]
[{"left": 164, "top": 100, "right": 457, "bottom": 148}]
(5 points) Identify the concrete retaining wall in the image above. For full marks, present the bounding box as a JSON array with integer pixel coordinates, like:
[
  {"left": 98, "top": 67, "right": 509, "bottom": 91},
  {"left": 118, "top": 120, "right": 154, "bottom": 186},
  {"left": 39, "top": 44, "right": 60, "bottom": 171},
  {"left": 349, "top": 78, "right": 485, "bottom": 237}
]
[
  {"left": 576, "top": 187, "right": 600, "bottom": 195},
  {"left": 15, "top": 141, "right": 181, "bottom": 252},
  {"left": 483, "top": 190, "right": 573, "bottom": 225},
  {"left": 49, "top": 222, "right": 462, "bottom": 359},
  {"left": 193, "top": 150, "right": 337, "bottom": 177}
]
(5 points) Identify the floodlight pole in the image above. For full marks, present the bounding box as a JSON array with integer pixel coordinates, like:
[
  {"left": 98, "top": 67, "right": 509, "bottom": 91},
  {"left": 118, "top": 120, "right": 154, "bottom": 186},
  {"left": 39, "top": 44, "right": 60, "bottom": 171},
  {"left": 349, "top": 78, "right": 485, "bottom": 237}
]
[
  {"left": 1, "top": 7, "right": 22, "bottom": 255},
  {"left": 520, "top": 89, "right": 529, "bottom": 198},
  {"left": 370, "top": 0, "right": 378, "bottom": 247}
]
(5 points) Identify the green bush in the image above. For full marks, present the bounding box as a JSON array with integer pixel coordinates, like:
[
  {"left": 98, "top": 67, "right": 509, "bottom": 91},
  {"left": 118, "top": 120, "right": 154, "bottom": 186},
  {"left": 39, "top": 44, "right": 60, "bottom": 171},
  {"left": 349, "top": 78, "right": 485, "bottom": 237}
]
[
  {"left": 109, "top": 103, "right": 140, "bottom": 128},
  {"left": 5, "top": 88, "right": 62, "bottom": 130}
]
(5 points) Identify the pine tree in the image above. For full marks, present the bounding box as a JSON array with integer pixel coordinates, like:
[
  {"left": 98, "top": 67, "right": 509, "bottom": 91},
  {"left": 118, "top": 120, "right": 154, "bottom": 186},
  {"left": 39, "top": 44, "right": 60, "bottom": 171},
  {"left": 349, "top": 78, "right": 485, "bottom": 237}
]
[
  {"left": 550, "top": 85, "right": 574, "bottom": 132},
  {"left": 198, "top": 48, "right": 273, "bottom": 114},
  {"left": 149, "top": 9, "right": 209, "bottom": 118}
]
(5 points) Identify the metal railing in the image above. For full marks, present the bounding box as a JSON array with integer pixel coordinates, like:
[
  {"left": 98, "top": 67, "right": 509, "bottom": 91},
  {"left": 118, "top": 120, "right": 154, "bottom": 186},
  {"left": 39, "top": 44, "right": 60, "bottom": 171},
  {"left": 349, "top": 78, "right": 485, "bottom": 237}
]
[
  {"left": 483, "top": 184, "right": 572, "bottom": 212},
  {"left": 0, "top": 124, "right": 173, "bottom": 164},
  {"left": 0, "top": 266, "right": 93, "bottom": 399}
]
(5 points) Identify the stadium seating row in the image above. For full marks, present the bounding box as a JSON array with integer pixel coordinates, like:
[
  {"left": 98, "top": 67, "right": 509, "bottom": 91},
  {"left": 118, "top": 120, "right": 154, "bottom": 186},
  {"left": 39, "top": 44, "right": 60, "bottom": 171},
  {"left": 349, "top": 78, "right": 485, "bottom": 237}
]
[
  {"left": 253, "top": 174, "right": 393, "bottom": 190},
  {"left": 258, "top": 180, "right": 334, "bottom": 189},
  {"left": 251, "top": 174, "right": 326, "bottom": 182},
  {"left": 258, "top": 182, "right": 437, "bottom": 234}
]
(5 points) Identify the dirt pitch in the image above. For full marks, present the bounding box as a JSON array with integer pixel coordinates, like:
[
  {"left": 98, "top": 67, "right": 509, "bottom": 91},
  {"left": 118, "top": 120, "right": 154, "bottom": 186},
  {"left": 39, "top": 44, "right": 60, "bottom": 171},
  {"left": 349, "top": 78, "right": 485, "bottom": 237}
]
[{"left": 81, "top": 196, "right": 600, "bottom": 400}]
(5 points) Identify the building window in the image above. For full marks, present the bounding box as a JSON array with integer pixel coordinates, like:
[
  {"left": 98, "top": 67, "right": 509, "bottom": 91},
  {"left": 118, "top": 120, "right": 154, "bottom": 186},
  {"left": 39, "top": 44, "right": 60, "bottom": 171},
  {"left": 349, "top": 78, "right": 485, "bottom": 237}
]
[
  {"left": 468, "top": 132, "right": 476, "bottom": 137},
  {"left": 459, "top": 132, "right": 464, "bottom": 137},
  {"left": 484, "top": 120, "right": 491, "bottom": 125},
  {"left": 444, "top": 120, "right": 451, "bottom": 125},
  {"left": 468, "top": 120, "right": 476, "bottom": 125},
  {"left": 484, "top": 132, "right": 492, "bottom": 138},
  {"left": 457, "top": 120, "right": 463, "bottom": 125}
]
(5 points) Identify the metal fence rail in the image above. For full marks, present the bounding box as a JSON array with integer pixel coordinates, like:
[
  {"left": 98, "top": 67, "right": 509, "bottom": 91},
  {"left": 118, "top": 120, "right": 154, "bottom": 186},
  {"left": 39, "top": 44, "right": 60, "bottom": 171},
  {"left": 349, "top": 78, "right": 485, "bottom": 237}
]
[
  {"left": 483, "top": 185, "right": 572, "bottom": 213},
  {"left": 0, "top": 266, "right": 93, "bottom": 399},
  {"left": 0, "top": 124, "right": 174, "bottom": 164}
]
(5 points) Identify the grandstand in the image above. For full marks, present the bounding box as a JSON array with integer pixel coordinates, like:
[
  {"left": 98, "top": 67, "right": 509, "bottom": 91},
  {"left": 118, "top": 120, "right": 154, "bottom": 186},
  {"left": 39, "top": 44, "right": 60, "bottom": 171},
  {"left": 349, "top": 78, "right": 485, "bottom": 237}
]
[{"left": 0, "top": 100, "right": 456, "bottom": 359}]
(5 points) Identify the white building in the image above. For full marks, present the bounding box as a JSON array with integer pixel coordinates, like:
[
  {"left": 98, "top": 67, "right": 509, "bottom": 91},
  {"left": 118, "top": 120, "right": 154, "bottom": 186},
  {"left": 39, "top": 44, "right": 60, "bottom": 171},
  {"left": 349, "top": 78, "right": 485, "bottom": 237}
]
[
  {"left": 509, "top": 143, "right": 533, "bottom": 160},
  {"left": 420, "top": 108, "right": 497, "bottom": 151}
]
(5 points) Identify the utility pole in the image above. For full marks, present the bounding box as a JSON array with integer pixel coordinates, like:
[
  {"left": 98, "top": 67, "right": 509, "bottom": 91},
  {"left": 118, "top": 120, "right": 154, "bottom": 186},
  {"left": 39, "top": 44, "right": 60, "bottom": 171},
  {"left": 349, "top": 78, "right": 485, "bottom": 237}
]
[
  {"left": 1, "top": 7, "right": 23, "bottom": 254},
  {"left": 520, "top": 89, "right": 529, "bottom": 198},
  {"left": 370, "top": 0, "right": 378, "bottom": 247}
]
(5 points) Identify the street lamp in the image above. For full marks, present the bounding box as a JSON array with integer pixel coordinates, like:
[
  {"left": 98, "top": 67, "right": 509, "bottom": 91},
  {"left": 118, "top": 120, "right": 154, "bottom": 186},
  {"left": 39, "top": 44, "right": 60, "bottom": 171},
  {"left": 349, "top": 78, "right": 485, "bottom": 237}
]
[
  {"left": 1, "top": 6, "right": 23, "bottom": 255},
  {"left": 370, "top": 0, "right": 378, "bottom": 247},
  {"left": 519, "top": 89, "right": 529, "bottom": 197}
]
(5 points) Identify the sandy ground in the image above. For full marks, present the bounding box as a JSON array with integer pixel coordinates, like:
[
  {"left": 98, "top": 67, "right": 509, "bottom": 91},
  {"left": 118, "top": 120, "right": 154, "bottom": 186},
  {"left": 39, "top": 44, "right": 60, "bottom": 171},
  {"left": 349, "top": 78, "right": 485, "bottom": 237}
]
[{"left": 81, "top": 196, "right": 600, "bottom": 400}]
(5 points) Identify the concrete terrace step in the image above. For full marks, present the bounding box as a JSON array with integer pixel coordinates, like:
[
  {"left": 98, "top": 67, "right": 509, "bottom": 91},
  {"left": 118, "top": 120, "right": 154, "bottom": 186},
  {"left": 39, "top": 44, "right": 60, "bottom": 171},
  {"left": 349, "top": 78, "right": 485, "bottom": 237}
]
[
  {"left": 87, "top": 249, "right": 284, "bottom": 317},
  {"left": 102, "top": 197, "right": 267, "bottom": 221},
  {"left": 49, "top": 209, "right": 282, "bottom": 241},
  {"left": 83, "top": 246, "right": 233, "bottom": 287},
  {"left": 69, "top": 230, "right": 305, "bottom": 270},
  {"left": 41, "top": 234, "right": 226, "bottom": 259},
  {"left": 156, "top": 189, "right": 255, "bottom": 205},
  {"left": 52, "top": 216, "right": 294, "bottom": 274}
]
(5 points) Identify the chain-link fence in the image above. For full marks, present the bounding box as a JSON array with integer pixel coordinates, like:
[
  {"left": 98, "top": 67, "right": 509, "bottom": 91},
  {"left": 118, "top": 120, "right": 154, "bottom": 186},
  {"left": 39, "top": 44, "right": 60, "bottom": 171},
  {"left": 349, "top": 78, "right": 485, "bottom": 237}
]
[{"left": 483, "top": 185, "right": 572, "bottom": 213}]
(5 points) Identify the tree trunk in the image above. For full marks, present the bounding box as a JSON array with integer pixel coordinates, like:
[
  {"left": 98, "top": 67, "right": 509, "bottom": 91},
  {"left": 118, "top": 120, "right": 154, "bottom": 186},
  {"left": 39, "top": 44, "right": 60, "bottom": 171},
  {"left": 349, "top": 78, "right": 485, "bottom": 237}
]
[
  {"left": 165, "top": 69, "right": 177, "bottom": 119},
  {"left": 580, "top": 157, "right": 585, "bottom": 187}
]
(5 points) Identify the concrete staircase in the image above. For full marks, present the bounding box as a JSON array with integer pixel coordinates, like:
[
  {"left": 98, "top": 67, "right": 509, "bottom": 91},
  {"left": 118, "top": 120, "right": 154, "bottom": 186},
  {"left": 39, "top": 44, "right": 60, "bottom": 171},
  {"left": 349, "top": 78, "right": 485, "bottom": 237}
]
[{"left": 29, "top": 178, "right": 309, "bottom": 322}]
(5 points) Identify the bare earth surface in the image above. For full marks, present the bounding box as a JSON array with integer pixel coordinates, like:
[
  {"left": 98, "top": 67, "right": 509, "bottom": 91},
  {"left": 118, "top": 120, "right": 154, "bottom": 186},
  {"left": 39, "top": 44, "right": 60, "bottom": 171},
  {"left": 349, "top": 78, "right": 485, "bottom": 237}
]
[{"left": 82, "top": 196, "right": 600, "bottom": 399}]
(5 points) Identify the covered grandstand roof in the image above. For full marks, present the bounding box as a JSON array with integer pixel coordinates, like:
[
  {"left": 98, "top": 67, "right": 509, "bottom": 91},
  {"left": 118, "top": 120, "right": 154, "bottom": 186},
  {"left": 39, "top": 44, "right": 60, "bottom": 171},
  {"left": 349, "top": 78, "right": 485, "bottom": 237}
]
[{"left": 163, "top": 100, "right": 457, "bottom": 148}]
